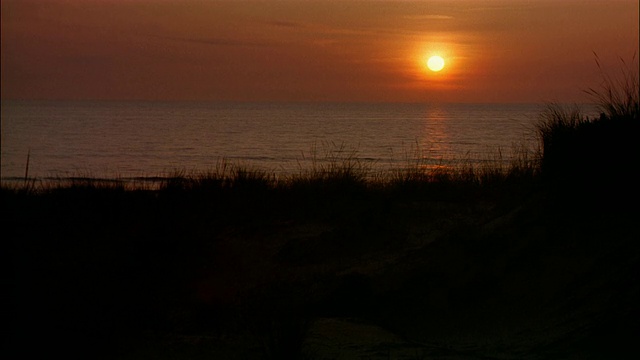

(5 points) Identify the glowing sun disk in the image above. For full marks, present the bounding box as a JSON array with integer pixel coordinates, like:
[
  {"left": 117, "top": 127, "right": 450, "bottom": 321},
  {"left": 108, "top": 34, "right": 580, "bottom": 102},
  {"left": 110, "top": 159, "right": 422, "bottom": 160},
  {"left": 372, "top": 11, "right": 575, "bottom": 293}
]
[{"left": 427, "top": 56, "right": 445, "bottom": 72}]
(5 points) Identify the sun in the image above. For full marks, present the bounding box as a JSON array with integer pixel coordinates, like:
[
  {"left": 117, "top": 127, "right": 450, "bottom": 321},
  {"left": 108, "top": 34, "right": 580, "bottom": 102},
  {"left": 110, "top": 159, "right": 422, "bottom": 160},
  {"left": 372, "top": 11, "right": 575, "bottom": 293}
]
[{"left": 427, "top": 55, "right": 445, "bottom": 72}]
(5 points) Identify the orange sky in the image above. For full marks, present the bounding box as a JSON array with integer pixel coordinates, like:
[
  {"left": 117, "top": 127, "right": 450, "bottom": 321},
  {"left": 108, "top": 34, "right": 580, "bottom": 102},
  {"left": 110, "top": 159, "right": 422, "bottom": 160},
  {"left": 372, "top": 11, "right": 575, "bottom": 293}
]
[{"left": 1, "top": 0, "right": 638, "bottom": 103}]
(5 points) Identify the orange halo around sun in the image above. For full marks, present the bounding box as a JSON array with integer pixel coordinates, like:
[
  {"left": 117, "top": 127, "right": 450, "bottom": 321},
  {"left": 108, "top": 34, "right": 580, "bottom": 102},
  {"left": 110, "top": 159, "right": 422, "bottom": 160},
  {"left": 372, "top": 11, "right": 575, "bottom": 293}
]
[{"left": 427, "top": 55, "right": 445, "bottom": 72}]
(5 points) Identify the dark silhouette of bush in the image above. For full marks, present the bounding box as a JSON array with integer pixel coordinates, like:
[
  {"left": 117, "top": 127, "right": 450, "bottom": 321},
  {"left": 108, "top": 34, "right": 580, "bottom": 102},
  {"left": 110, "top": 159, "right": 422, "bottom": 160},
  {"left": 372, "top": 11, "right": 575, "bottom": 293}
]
[{"left": 536, "top": 55, "right": 639, "bottom": 199}]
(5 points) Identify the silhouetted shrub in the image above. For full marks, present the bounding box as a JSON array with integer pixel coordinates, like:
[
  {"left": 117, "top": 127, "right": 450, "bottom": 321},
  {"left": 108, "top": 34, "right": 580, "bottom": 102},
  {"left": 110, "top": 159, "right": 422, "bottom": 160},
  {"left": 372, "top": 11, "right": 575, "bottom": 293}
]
[
  {"left": 586, "top": 52, "right": 639, "bottom": 121},
  {"left": 536, "top": 55, "right": 639, "bottom": 199}
]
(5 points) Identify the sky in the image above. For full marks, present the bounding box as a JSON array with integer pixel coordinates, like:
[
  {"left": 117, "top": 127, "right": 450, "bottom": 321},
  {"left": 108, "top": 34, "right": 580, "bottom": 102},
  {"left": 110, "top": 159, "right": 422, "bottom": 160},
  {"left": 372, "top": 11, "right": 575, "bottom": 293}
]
[{"left": 1, "top": 0, "right": 638, "bottom": 103}]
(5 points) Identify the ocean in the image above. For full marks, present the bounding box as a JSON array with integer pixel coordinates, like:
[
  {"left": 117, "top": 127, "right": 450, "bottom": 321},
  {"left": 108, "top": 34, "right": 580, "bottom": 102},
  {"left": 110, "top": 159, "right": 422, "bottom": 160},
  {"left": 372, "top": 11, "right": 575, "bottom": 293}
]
[{"left": 0, "top": 101, "right": 597, "bottom": 181}]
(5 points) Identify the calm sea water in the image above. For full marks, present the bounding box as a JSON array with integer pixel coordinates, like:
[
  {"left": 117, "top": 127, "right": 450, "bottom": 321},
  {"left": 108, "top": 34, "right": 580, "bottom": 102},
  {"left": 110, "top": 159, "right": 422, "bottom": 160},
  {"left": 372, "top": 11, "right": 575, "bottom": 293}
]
[{"left": 0, "top": 101, "right": 596, "bottom": 181}]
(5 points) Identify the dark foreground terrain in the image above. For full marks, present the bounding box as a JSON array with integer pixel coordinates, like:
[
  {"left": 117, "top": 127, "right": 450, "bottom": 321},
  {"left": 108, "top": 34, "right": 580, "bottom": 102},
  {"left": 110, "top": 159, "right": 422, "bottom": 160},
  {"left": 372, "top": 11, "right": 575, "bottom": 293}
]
[{"left": 4, "top": 167, "right": 639, "bottom": 359}]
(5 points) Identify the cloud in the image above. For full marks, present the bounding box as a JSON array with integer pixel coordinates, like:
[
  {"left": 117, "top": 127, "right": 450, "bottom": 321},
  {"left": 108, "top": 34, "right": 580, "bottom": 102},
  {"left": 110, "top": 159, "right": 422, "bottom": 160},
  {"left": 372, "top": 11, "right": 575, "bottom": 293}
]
[
  {"left": 154, "top": 35, "right": 277, "bottom": 48},
  {"left": 265, "top": 20, "right": 306, "bottom": 28},
  {"left": 404, "top": 15, "right": 454, "bottom": 21}
]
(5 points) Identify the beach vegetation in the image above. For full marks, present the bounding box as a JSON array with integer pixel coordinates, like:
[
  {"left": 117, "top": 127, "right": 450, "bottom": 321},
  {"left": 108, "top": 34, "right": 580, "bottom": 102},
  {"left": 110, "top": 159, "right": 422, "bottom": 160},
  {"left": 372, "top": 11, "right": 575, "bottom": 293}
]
[{"left": 535, "top": 54, "right": 639, "bottom": 200}]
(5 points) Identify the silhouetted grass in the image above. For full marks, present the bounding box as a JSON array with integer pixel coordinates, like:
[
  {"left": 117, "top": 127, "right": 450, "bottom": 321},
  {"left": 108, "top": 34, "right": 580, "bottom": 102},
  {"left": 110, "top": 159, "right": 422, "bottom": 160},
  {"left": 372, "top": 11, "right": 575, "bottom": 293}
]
[
  {"left": 2, "top": 147, "right": 543, "bottom": 360},
  {"left": 586, "top": 52, "right": 639, "bottom": 121},
  {"left": 536, "top": 55, "right": 639, "bottom": 201},
  {"left": 536, "top": 103, "right": 589, "bottom": 177},
  {"left": 537, "top": 100, "right": 638, "bottom": 187}
]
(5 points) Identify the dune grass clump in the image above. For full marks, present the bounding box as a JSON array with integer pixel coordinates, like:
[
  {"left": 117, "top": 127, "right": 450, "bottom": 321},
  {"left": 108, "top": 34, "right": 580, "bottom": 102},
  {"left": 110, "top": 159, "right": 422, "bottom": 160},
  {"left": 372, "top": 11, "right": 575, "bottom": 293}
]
[
  {"left": 536, "top": 54, "right": 639, "bottom": 197},
  {"left": 381, "top": 143, "right": 538, "bottom": 203},
  {"left": 586, "top": 52, "right": 639, "bottom": 121},
  {"left": 158, "top": 160, "right": 276, "bottom": 195},
  {"left": 536, "top": 104, "right": 589, "bottom": 178},
  {"left": 537, "top": 103, "right": 639, "bottom": 193},
  {"left": 1, "top": 148, "right": 541, "bottom": 205},
  {"left": 285, "top": 143, "right": 373, "bottom": 195}
]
